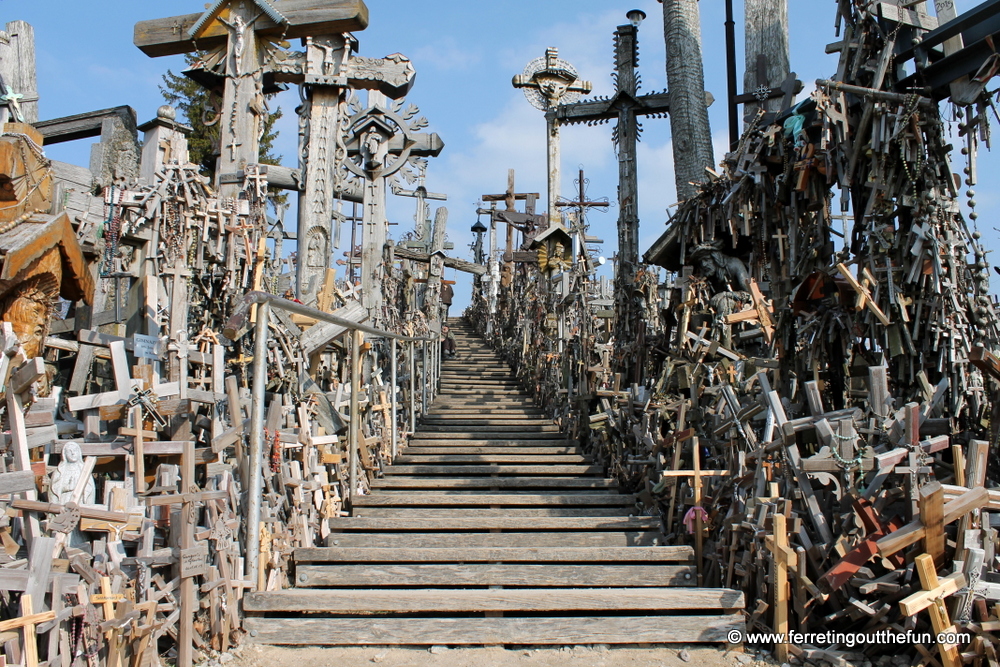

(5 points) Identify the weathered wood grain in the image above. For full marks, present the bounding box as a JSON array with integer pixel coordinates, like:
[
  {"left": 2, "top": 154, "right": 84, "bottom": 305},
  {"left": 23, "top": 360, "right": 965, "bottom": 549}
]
[
  {"left": 295, "top": 563, "right": 696, "bottom": 587},
  {"left": 324, "top": 532, "right": 661, "bottom": 548},
  {"left": 296, "top": 546, "right": 695, "bottom": 563},
  {"left": 328, "top": 516, "right": 662, "bottom": 530},
  {"left": 352, "top": 493, "right": 633, "bottom": 506},
  {"left": 245, "top": 587, "right": 741, "bottom": 613},
  {"left": 242, "top": 615, "right": 740, "bottom": 644}
]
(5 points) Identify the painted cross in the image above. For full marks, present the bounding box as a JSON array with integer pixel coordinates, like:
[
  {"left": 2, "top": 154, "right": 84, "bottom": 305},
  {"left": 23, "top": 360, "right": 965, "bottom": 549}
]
[
  {"left": 551, "top": 20, "right": 670, "bottom": 352},
  {"left": 513, "top": 48, "right": 592, "bottom": 224}
]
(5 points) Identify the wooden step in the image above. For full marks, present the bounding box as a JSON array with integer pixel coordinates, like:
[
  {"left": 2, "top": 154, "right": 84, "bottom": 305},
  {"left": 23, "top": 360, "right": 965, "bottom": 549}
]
[
  {"left": 392, "top": 455, "right": 588, "bottom": 464},
  {"left": 402, "top": 447, "right": 578, "bottom": 455},
  {"left": 418, "top": 419, "right": 551, "bottom": 427},
  {"left": 409, "top": 432, "right": 565, "bottom": 440},
  {"left": 405, "top": 438, "right": 570, "bottom": 446},
  {"left": 296, "top": 546, "right": 692, "bottom": 562},
  {"left": 245, "top": 586, "right": 737, "bottom": 613},
  {"left": 382, "top": 465, "right": 599, "bottom": 475},
  {"left": 242, "top": 615, "right": 742, "bottom": 645},
  {"left": 414, "top": 424, "right": 560, "bottom": 433},
  {"left": 351, "top": 507, "right": 632, "bottom": 518},
  {"left": 352, "top": 493, "right": 632, "bottom": 506},
  {"left": 325, "top": 531, "right": 661, "bottom": 548},
  {"left": 294, "top": 563, "right": 696, "bottom": 587},
  {"left": 370, "top": 477, "right": 615, "bottom": 490},
  {"left": 328, "top": 517, "right": 660, "bottom": 530}
]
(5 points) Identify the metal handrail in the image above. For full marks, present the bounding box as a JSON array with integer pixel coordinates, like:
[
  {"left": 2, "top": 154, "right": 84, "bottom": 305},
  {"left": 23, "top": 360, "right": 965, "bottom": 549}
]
[{"left": 227, "top": 290, "right": 440, "bottom": 590}]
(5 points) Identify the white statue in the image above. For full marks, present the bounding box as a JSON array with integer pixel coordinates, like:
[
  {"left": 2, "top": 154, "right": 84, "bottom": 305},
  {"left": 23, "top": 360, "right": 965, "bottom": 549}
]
[{"left": 49, "top": 441, "right": 95, "bottom": 506}]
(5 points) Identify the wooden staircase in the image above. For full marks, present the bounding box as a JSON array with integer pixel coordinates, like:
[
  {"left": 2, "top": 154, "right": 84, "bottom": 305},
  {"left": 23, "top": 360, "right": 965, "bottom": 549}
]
[{"left": 244, "top": 320, "right": 745, "bottom": 646}]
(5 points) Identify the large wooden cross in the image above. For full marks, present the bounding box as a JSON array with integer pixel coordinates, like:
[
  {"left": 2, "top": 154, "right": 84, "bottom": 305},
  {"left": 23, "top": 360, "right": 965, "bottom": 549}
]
[
  {"left": 135, "top": 1, "right": 425, "bottom": 307},
  {"left": 513, "top": 48, "right": 592, "bottom": 224},
  {"left": 341, "top": 93, "right": 445, "bottom": 316},
  {"left": 551, "top": 20, "right": 670, "bottom": 354},
  {"left": 135, "top": 1, "right": 366, "bottom": 196}
]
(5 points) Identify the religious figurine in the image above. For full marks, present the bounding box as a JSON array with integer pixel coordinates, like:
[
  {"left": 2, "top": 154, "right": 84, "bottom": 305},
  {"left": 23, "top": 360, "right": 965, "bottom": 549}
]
[
  {"left": 49, "top": 441, "right": 95, "bottom": 506},
  {"left": 689, "top": 243, "right": 752, "bottom": 294}
]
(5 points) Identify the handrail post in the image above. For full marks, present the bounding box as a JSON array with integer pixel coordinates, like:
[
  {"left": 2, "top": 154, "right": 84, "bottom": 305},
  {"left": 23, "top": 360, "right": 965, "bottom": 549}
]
[
  {"left": 408, "top": 339, "right": 416, "bottom": 433},
  {"left": 390, "top": 337, "right": 398, "bottom": 460},
  {"left": 246, "top": 300, "right": 268, "bottom": 590},
  {"left": 421, "top": 340, "right": 428, "bottom": 417},
  {"left": 349, "top": 329, "right": 361, "bottom": 504}
]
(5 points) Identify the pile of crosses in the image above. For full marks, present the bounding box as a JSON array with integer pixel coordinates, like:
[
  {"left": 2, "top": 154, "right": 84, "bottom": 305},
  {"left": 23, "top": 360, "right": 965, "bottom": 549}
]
[
  {"left": 0, "top": 2, "right": 458, "bottom": 666},
  {"left": 471, "top": 1, "right": 1000, "bottom": 664}
]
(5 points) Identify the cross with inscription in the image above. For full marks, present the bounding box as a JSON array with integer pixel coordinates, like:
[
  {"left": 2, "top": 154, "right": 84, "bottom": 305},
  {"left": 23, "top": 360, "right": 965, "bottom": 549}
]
[{"left": 550, "top": 15, "right": 669, "bottom": 360}]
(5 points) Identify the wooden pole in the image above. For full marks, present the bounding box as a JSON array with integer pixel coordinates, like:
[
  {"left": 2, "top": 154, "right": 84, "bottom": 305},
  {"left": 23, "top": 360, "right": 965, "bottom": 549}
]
[
  {"left": 178, "top": 441, "right": 195, "bottom": 667},
  {"left": 390, "top": 337, "right": 398, "bottom": 460},
  {"left": 662, "top": 0, "right": 714, "bottom": 199},
  {"left": 743, "top": 0, "right": 790, "bottom": 120},
  {"left": 245, "top": 301, "right": 269, "bottom": 588},
  {"left": 349, "top": 329, "right": 362, "bottom": 502}
]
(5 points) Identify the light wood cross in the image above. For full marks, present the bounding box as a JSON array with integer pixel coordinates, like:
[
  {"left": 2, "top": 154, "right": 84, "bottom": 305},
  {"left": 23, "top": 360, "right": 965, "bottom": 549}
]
[{"left": 899, "top": 553, "right": 965, "bottom": 667}]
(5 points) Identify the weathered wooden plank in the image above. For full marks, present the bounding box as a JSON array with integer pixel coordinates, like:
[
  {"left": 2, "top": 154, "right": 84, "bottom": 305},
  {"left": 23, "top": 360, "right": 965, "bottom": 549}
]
[
  {"left": 407, "top": 438, "right": 569, "bottom": 446},
  {"left": 36, "top": 106, "right": 137, "bottom": 145},
  {"left": 245, "top": 587, "right": 741, "bottom": 613},
  {"left": 0, "top": 470, "right": 37, "bottom": 494},
  {"left": 392, "top": 455, "right": 589, "bottom": 464},
  {"left": 382, "top": 465, "right": 602, "bottom": 475},
  {"left": 353, "top": 507, "right": 638, "bottom": 518},
  {"left": 325, "top": 532, "right": 661, "bottom": 548},
  {"left": 352, "top": 494, "right": 632, "bottom": 507},
  {"left": 295, "top": 563, "right": 696, "bottom": 587},
  {"left": 401, "top": 447, "right": 578, "bottom": 455},
  {"left": 0, "top": 571, "right": 79, "bottom": 593},
  {"left": 242, "top": 615, "right": 740, "bottom": 645},
  {"left": 370, "top": 478, "right": 615, "bottom": 490},
  {"left": 296, "top": 546, "right": 694, "bottom": 563},
  {"left": 328, "top": 517, "right": 661, "bottom": 530},
  {"left": 393, "top": 246, "right": 487, "bottom": 275},
  {"left": 133, "top": 1, "right": 370, "bottom": 57}
]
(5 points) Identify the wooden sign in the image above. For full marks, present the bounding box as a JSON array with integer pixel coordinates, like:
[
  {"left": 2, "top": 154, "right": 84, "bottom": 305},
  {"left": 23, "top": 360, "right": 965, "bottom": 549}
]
[{"left": 179, "top": 543, "right": 209, "bottom": 579}]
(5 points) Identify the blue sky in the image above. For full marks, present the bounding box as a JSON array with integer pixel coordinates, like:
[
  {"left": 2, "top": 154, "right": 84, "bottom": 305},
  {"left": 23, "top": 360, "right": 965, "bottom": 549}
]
[{"left": 5, "top": 0, "right": 994, "bottom": 309}]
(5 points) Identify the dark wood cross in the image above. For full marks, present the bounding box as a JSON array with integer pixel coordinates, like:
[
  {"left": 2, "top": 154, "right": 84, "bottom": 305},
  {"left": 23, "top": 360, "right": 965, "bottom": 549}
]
[
  {"left": 550, "top": 21, "right": 669, "bottom": 352},
  {"left": 555, "top": 168, "right": 607, "bottom": 272},
  {"left": 733, "top": 55, "right": 803, "bottom": 127},
  {"left": 478, "top": 169, "right": 542, "bottom": 258}
]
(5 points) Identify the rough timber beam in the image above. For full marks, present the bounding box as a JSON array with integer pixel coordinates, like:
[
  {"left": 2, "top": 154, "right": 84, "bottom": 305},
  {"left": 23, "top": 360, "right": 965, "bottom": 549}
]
[{"left": 133, "top": 0, "right": 370, "bottom": 58}]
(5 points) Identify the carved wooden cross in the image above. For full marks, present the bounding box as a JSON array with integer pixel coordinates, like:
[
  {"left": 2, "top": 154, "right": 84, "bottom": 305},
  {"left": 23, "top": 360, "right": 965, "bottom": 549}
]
[
  {"left": 513, "top": 47, "right": 592, "bottom": 223},
  {"left": 392, "top": 160, "right": 449, "bottom": 253},
  {"left": 135, "top": 1, "right": 371, "bottom": 197},
  {"left": 551, "top": 21, "right": 670, "bottom": 348}
]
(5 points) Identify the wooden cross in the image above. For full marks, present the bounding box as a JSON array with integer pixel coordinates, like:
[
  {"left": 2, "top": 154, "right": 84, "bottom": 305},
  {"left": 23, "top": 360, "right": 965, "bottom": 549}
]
[
  {"left": 765, "top": 512, "right": 795, "bottom": 663},
  {"left": 733, "top": 55, "right": 802, "bottom": 121},
  {"left": 513, "top": 47, "right": 593, "bottom": 222},
  {"left": 772, "top": 228, "right": 788, "bottom": 264},
  {"left": 723, "top": 279, "right": 775, "bottom": 343},
  {"left": 479, "top": 169, "right": 541, "bottom": 257},
  {"left": 135, "top": 1, "right": 368, "bottom": 196},
  {"left": 391, "top": 160, "right": 450, "bottom": 253},
  {"left": 836, "top": 263, "right": 892, "bottom": 326},
  {"left": 0, "top": 594, "right": 54, "bottom": 667},
  {"left": 552, "top": 21, "right": 669, "bottom": 347},
  {"left": 899, "top": 553, "right": 965, "bottom": 667},
  {"left": 91, "top": 576, "right": 127, "bottom": 667}
]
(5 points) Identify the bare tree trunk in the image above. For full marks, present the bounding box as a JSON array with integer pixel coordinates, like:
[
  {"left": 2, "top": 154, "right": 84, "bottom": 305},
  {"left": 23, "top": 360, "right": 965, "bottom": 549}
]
[
  {"left": 662, "top": 0, "right": 714, "bottom": 201},
  {"left": 744, "top": 0, "right": 790, "bottom": 121}
]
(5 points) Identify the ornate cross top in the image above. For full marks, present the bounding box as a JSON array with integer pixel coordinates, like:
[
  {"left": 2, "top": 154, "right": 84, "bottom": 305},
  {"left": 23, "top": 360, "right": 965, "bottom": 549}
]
[
  {"left": 513, "top": 48, "right": 592, "bottom": 224},
  {"left": 550, "top": 16, "right": 670, "bottom": 357},
  {"left": 135, "top": 1, "right": 368, "bottom": 197}
]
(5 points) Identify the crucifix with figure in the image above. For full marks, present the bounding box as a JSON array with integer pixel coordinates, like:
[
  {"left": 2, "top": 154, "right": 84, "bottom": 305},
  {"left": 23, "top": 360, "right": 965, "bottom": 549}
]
[
  {"left": 551, "top": 13, "right": 669, "bottom": 360},
  {"left": 555, "top": 168, "right": 608, "bottom": 274},
  {"left": 135, "top": 0, "right": 424, "bottom": 306},
  {"left": 513, "top": 47, "right": 592, "bottom": 225}
]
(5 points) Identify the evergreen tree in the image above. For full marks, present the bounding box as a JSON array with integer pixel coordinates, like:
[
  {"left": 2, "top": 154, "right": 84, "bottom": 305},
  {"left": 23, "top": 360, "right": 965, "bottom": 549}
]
[{"left": 159, "top": 54, "right": 284, "bottom": 187}]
